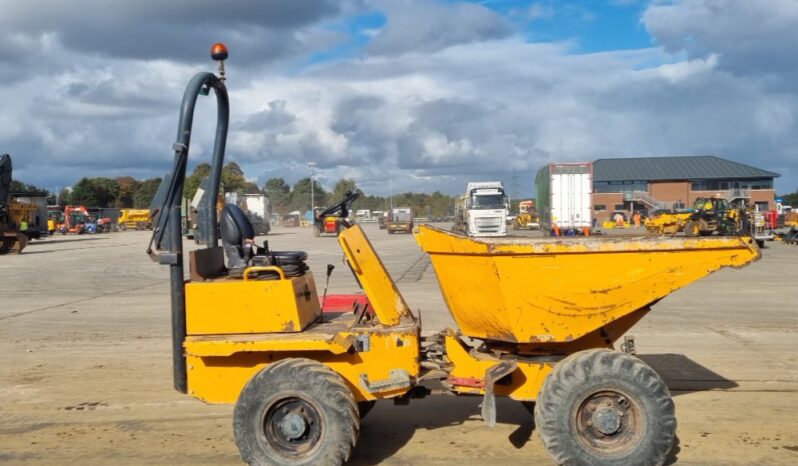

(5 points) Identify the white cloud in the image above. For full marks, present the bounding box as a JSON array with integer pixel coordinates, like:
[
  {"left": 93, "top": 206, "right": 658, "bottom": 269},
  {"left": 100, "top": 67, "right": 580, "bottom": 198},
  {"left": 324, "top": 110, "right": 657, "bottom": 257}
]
[{"left": 1, "top": 0, "right": 796, "bottom": 196}]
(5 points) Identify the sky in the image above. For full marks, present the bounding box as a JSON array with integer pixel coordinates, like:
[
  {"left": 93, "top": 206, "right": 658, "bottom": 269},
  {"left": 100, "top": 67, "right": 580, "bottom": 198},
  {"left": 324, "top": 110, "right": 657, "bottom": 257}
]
[{"left": 1, "top": 0, "right": 797, "bottom": 198}]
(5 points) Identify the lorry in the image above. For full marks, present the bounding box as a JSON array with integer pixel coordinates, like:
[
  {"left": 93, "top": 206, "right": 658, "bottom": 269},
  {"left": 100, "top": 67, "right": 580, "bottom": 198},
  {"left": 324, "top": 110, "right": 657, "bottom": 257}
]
[
  {"left": 118, "top": 209, "right": 153, "bottom": 231},
  {"left": 146, "top": 43, "right": 765, "bottom": 466},
  {"left": 453, "top": 181, "right": 508, "bottom": 237},
  {"left": 226, "top": 193, "right": 271, "bottom": 236},
  {"left": 241, "top": 193, "right": 271, "bottom": 236},
  {"left": 386, "top": 207, "right": 413, "bottom": 234},
  {"left": 536, "top": 162, "right": 592, "bottom": 235}
]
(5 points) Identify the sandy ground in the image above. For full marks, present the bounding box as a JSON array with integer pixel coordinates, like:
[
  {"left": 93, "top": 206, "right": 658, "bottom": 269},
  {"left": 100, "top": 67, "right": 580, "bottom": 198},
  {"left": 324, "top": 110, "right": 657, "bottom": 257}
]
[{"left": 1, "top": 223, "right": 797, "bottom": 465}]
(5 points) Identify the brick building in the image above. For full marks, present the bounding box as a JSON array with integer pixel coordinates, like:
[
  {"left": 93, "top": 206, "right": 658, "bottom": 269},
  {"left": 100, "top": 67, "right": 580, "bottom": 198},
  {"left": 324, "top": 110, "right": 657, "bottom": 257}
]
[{"left": 591, "top": 156, "right": 780, "bottom": 223}]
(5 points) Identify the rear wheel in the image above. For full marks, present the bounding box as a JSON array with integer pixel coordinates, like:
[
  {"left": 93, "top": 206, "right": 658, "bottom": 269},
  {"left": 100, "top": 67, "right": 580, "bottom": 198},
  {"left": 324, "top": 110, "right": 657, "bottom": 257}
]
[
  {"left": 535, "top": 349, "right": 675, "bottom": 466},
  {"left": 233, "top": 358, "right": 359, "bottom": 466}
]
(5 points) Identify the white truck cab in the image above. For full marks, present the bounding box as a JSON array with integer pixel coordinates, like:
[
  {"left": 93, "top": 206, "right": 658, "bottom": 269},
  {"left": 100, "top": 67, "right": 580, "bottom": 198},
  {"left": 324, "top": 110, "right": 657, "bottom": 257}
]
[{"left": 463, "top": 181, "right": 508, "bottom": 237}]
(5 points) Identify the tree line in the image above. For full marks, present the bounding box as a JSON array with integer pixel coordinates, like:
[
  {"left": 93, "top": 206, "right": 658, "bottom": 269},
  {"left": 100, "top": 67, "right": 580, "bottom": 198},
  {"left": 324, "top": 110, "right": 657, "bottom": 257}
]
[
  {"left": 264, "top": 177, "right": 456, "bottom": 218},
  {"left": 9, "top": 161, "right": 459, "bottom": 217},
  {"left": 12, "top": 163, "right": 798, "bottom": 218}
]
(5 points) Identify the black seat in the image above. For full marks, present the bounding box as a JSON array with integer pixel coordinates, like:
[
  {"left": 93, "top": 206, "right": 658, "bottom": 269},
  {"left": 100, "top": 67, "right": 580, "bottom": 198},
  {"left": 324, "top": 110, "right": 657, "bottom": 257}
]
[
  {"left": 220, "top": 204, "right": 309, "bottom": 279},
  {"left": 220, "top": 204, "right": 255, "bottom": 275}
]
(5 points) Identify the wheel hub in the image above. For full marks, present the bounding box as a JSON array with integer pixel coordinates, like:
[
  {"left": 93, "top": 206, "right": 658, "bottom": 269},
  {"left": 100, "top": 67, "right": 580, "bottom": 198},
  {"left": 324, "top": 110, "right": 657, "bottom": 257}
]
[
  {"left": 575, "top": 390, "right": 642, "bottom": 455},
  {"left": 592, "top": 407, "right": 622, "bottom": 435},
  {"left": 261, "top": 397, "right": 322, "bottom": 458},
  {"left": 279, "top": 412, "right": 308, "bottom": 440}
]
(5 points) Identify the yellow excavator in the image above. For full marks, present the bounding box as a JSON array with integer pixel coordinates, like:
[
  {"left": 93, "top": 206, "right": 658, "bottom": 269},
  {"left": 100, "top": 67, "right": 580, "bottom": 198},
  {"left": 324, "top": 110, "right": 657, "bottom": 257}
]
[
  {"left": 0, "top": 154, "right": 28, "bottom": 254},
  {"left": 148, "top": 45, "right": 761, "bottom": 466}
]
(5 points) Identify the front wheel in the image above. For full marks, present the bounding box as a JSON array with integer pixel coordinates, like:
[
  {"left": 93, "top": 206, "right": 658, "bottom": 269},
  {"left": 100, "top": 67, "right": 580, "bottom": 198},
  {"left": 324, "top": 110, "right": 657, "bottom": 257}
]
[
  {"left": 683, "top": 220, "right": 698, "bottom": 237},
  {"left": 233, "top": 358, "right": 359, "bottom": 466},
  {"left": 535, "top": 349, "right": 676, "bottom": 466}
]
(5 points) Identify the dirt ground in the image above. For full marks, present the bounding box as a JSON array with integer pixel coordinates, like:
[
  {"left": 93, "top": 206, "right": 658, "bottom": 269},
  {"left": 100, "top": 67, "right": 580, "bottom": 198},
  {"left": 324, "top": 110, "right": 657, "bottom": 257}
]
[{"left": 1, "top": 224, "right": 797, "bottom": 465}]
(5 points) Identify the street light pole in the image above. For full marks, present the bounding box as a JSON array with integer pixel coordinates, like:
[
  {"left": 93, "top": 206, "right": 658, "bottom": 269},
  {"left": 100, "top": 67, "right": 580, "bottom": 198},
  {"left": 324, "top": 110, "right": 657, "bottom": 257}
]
[{"left": 307, "top": 162, "right": 316, "bottom": 216}]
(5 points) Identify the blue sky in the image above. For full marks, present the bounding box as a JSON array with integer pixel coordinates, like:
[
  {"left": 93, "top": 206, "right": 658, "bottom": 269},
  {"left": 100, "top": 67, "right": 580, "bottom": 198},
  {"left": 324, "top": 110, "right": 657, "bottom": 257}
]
[
  {"left": 486, "top": 0, "right": 653, "bottom": 52},
  {"left": 310, "top": 1, "right": 654, "bottom": 65},
  {"left": 1, "top": 0, "right": 796, "bottom": 196}
]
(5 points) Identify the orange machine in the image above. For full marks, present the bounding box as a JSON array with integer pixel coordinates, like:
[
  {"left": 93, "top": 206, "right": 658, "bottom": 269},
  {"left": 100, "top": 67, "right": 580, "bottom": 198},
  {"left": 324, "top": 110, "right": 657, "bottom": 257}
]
[{"left": 59, "top": 205, "right": 90, "bottom": 234}]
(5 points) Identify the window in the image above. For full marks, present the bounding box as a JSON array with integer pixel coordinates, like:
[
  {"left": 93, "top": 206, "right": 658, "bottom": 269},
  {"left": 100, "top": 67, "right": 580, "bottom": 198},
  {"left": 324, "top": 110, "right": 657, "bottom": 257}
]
[
  {"left": 594, "top": 204, "right": 606, "bottom": 211},
  {"left": 594, "top": 180, "right": 648, "bottom": 194},
  {"left": 614, "top": 204, "right": 626, "bottom": 211},
  {"left": 469, "top": 194, "right": 507, "bottom": 210},
  {"left": 691, "top": 178, "right": 773, "bottom": 191}
]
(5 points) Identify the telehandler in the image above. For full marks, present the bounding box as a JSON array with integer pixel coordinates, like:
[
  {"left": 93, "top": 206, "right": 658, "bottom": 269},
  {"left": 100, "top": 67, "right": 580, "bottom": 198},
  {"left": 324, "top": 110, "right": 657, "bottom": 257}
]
[
  {"left": 149, "top": 45, "right": 761, "bottom": 466},
  {"left": 683, "top": 197, "right": 742, "bottom": 237}
]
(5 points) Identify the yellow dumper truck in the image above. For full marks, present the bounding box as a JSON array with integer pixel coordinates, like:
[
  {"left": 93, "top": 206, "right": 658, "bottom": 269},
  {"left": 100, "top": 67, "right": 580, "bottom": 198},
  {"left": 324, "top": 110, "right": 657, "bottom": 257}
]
[
  {"left": 148, "top": 46, "right": 761, "bottom": 466},
  {"left": 118, "top": 208, "right": 152, "bottom": 230}
]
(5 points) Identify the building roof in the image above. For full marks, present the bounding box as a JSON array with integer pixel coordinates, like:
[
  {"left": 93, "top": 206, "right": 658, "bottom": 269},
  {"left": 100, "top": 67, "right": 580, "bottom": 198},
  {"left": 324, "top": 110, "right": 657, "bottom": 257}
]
[{"left": 593, "top": 156, "right": 780, "bottom": 182}]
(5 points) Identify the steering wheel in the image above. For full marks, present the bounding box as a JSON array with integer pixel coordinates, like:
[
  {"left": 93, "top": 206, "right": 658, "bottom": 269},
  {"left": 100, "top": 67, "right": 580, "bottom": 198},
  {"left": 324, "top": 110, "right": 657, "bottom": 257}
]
[{"left": 315, "top": 191, "right": 361, "bottom": 228}]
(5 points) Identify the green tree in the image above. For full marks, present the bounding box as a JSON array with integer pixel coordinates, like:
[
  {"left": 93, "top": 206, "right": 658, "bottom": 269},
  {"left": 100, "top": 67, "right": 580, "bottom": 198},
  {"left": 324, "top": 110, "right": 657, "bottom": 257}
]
[
  {"left": 430, "top": 191, "right": 452, "bottom": 217},
  {"left": 243, "top": 181, "right": 261, "bottom": 194},
  {"left": 9, "top": 179, "right": 48, "bottom": 194},
  {"left": 222, "top": 162, "right": 248, "bottom": 193},
  {"left": 57, "top": 188, "right": 72, "bottom": 207},
  {"left": 71, "top": 178, "right": 99, "bottom": 206},
  {"left": 185, "top": 163, "right": 211, "bottom": 200},
  {"left": 133, "top": 178, "right": 162, "bottom": 208},
  {"left": 71, "top": 177, "right": 118, "bottom": 207},
  {"left": 289, "top": 177, "right": 327, "bottom": 212},
  {"left": 264, "top": 177, "right": 291, "bottom": 214},
  {"left": 780, "top": 190, "right": 798, "bottom": 207},
  {"left": 333, "top": 178, "right": 371, "bottom": 211},
  {"left": 95, "top": 177, "right": 120, "bottom": 207},
  {"left": 116, "top": 176, "right": 138, "bottom": 208}
]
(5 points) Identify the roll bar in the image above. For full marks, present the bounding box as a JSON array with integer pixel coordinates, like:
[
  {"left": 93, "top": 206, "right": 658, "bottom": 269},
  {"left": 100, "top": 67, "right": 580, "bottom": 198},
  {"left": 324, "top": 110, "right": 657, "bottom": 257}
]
[{"left": 147, "top": 45, "right": 229, "bottom": 393}]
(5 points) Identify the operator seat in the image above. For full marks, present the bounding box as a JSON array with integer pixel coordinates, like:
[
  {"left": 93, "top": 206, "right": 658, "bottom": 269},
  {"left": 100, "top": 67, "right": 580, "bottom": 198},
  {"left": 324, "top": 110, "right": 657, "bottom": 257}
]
[
  {"left": 219, "top": 204, "right": 309, "bottom": 279},
  {"left": 220, "top": 204, "right": 255, "bottom": 276}
]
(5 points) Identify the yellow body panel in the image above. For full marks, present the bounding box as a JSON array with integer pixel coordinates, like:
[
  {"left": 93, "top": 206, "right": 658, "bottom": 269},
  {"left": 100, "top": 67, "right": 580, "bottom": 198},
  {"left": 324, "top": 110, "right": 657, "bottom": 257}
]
[
  {"left": 183, "top": 225, "right": 420, "bottom": 405},
  {"left": 185, "top": 273, "right": 320, "bottom": 334},
  {"left": 8, "top": 200, "right": 38, "bottom": 225},
  {"left": 118, "top": 209, "right": 151, "bottom": 224},
  {"left": 185, "top": 315, "right": 420, "bottom": 403},
  {"left": 338, "top": 225, "right": 414, "bottom": 326},
  {"left": 444, "top": 334, "right": 552, "bottom": 401},
  {"left": 645, "top": 212, "right": 692, "bottom": 234},
  {"left": 414, "top": 225, "right": 760, "bottom": 344}
]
